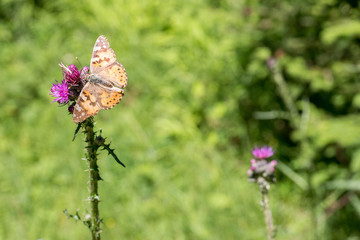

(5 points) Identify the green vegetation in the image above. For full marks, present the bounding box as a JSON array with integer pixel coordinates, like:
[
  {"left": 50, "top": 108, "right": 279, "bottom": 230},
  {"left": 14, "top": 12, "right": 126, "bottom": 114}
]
[{"left": 1, "top": 0, "right": 360, "bottom": 239}]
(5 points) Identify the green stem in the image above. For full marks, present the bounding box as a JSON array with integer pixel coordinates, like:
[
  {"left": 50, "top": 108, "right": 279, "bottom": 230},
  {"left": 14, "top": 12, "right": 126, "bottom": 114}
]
[
  {"left": 258, "top": 178, "right": 275, "bottom": 240},
  {"left": 271, "top": 64, "right": 300, "bottom": 127},
  {"left": 261, "top": 190, "right": 274, "bottom": 240},
  {"left": 84, "top": 118, "right": 101, "bottom": 240}
]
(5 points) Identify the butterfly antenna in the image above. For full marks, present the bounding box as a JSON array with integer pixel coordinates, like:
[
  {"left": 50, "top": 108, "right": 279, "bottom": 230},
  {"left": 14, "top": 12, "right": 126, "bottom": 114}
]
[
  {"left": 58, "top": 58, "right": 64, "bottom": 69},
  {"left": 76, "top": 57, "right": 83, "bottom": 70}
]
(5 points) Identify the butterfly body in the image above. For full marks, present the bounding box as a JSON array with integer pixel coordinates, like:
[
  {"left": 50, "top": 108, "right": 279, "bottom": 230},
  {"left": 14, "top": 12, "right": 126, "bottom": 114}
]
[
  {"left": 72, "top": 35, "right": 127, "bottom": 123},
  {"left": 87, "top": 74, "right": 118, "bottom": 89}
]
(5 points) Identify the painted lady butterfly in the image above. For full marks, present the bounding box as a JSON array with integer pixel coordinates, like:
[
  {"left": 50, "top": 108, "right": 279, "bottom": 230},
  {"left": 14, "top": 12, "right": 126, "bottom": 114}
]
[{"left": 73, "top": 35, "right": 127, "bottom": 123}]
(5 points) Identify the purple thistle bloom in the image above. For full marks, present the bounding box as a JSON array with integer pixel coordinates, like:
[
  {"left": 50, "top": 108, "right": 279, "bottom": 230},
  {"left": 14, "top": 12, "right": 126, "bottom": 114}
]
[
  {"left": 248, "top": 146, "right": 277, "bottom": 184},
  {"left": 252, "top": 146, "right": 274, "bottom": 159},
  {"left": 59, "top": 62, "right": 81, "bottom": 86},
  {"left": 270, "top": 160, "right": 277, "bottom": 166},
  {"left": 269, "top": 160, "right": 277, "bottom": 172},
  {"left": 250, "top": 158, "right": 256, "bottom": 170},
  {"left": 50, "top": 80, "right": 70, "bottom": 104}
]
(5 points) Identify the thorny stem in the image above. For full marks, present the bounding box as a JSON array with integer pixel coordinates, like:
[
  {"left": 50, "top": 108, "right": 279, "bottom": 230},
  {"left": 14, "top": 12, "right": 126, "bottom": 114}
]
[
  {"left": 66, "top": 120, "right": 123, "bottom": 238},
  {"left": 84, "top": 118, "right": 101, "bottom": 240},
  {"left": 261, "top": 191, "right": 274, "bottom": 240},
  {"left": 258, "top": 178, "right": 275, "bottom": 240}
]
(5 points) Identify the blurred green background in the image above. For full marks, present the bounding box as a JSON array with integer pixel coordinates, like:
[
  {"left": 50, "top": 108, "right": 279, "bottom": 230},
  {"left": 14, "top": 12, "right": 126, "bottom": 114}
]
[{"left": 1, "top": 0, "right": 360, "bottom": 239}]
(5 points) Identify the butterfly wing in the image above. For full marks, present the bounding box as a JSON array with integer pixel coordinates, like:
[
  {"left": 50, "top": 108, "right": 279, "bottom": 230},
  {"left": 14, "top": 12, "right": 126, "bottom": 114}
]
[
  {"left": 90, "top": 35, "right": 117, "bottom": 74},
  {"left": 94, "top": 62, "right": 128, "bottom": 89},
  {"left": 73, "top": 83, "right": 101, "bottom": 123},
  {"left": 90, "top": 35, "right": 128, "bottom": 89},
  {"left": 72, "top": 82, "right": 124, "bottom": 123}
]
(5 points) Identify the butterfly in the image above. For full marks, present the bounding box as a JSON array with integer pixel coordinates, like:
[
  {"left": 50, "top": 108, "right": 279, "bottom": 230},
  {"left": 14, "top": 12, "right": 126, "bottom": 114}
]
[{"left": 73, "top": 35, "right": 128, "bottom": 123}]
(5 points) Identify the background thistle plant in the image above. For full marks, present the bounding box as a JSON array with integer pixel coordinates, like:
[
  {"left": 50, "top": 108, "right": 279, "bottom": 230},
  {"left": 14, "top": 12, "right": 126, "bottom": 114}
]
[{"left": 248, "top": 146, "right": 277, "bottom": 240}]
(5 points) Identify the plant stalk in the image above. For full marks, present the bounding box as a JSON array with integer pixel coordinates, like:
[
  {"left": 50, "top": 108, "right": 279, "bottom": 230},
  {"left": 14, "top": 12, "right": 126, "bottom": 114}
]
[
  {"left": 271, "top": 64, "right": 300, "bottom": 126},
  {"left": 261, "top": 190, "right": 274, "bottom": 240},
  {"left": 84, "top": 119, "right": 101, "bottom": 240}
]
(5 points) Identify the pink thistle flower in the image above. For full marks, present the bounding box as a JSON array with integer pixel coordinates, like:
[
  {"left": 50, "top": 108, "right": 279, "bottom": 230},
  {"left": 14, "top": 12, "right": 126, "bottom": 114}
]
[
  {"left": 59, "top": 62, "right": 81, "bottom": 86},
  {"left": 269, "top": 160, "right": 277, "bottom": 172},
  {"left": 248, "top": 146, "right": 276, "bottom": 183},
  {"left": 270, "top": 160, "right": 277, "bottom": 166},
  {"left": 50, "top": 80, "right": 70, "bottom": 104},
  {"left": 252, "top": 146, "right": 274, "bottom": 159},
  {"left": 250, "top": 158, "right": 256, "bottom": 170}
]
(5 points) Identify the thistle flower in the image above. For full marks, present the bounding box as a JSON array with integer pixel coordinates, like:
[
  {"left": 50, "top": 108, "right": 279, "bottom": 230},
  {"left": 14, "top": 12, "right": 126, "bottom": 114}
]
[
  {"left": 252, "top": 146, "right": 274, "bottom": 159},
  {"left": 50, "top": 80, "right": 70, "bottom": 104},
  {"left": 51, "top": 63, "right": 89, "bottom": 108},
  {"left": 60, "top": 62, "right": 81, "bottom": 86},
  {"left": 269, "top": 160, "right": 277, "bottom": 172},
  {"left": 248, "top": 146, "right": 276, "bottom": 183}
]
